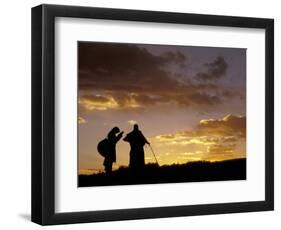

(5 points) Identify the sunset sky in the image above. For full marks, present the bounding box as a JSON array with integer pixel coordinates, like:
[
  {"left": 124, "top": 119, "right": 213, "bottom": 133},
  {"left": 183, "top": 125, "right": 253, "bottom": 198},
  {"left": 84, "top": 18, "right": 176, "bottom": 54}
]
[{"left": 78, "top": 42, "right": 246, "bottom": 175}]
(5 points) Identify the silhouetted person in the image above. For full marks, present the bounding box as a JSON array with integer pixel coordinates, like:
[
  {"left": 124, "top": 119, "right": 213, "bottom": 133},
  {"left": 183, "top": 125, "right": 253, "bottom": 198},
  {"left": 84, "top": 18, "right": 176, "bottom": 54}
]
[
  {"left": 103, "top": 127, "right": 123, "bottom": 176},
  {"left": 123, "top": 124, "right": 149, "bottom": 172}
]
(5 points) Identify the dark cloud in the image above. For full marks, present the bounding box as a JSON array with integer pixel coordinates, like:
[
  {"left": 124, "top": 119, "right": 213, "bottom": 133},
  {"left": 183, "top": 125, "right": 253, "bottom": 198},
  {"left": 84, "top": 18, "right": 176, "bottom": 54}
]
[
  {"left": 78, "top": 42, "right": 239, "bottom": 111},
  {"left": 189, "top": 92, "right": 222, "bottom": 105},
  {"left": 79, "top": 42, "right": 186, "bottom": 92},
  {"left": 162, "top": 51, "right": 187, "bottom": 68},
  {"left": 195, "top": 56, "right": 228, "bottom": 82}
]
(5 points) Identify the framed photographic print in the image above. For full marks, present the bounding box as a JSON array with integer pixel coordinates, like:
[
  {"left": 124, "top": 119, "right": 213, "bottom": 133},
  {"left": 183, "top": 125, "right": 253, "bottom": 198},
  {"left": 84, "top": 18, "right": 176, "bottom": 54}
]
[{"left": 31, "top": 4, "right": 274, "bottom": 225}]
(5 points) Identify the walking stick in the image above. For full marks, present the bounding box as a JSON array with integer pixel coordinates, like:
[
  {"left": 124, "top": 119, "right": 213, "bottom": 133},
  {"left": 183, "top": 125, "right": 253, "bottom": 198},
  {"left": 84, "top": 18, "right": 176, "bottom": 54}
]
[{"left": 148, "top": 144, "right": 159, "bottom": 166}]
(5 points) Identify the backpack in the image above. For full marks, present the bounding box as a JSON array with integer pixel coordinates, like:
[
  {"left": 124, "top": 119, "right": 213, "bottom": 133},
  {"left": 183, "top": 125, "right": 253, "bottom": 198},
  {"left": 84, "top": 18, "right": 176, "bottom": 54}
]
[{"left": 97, "top": 138, "right": 109, "bottom": 157}]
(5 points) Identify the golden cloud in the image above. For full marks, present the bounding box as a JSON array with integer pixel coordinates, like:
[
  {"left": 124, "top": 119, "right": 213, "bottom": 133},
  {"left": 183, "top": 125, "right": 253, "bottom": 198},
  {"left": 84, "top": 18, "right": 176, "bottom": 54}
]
[
  {"left": 207, "top": 144, "right": 234, "bottom": 154},
  {"left": 198, "top": 114, "right": 246, "bottom": 137},
  {"left": 79, "top": 95, "right": 119, "bottom": 111},
  {"left": 156, "top": 134, "right": 217, "bottom": 146},
  {"left": 155, "top": 114, "right": 245, "bottom": 143},
  {"left": 79, "top": 94, "right": 141, "bottom": 111},
  {"left": 128, "top": 120, "right": 138, "bottom": 125},
  {"left": 78, "top": 117, "right": 87, "bottom": 124},
  {"left": 152, "top": 114, "right": 246, "bottom": 162}
]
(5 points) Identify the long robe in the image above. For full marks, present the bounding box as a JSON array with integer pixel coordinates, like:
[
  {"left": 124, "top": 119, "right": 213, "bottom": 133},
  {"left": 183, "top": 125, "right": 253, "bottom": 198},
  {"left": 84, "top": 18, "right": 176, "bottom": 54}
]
[
  {"left": 123, "top": 130, "right": 149, "bottom": 170},
  {"left": 103, "top": 130, "right": 123, "bottom": 174}
]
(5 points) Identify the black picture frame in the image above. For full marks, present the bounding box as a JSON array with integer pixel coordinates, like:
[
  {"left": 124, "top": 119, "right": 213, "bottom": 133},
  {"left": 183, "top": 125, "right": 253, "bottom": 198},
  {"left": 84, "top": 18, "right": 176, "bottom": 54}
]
[{"left": 31, "top": 4, "right": 274, "bottom": 225}]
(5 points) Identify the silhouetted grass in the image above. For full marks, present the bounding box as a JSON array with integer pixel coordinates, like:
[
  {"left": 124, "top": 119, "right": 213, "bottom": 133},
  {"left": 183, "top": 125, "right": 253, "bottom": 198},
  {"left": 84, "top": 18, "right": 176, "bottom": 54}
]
[{"left": 78, "top": 158, "right": 246, "bottom": 187}]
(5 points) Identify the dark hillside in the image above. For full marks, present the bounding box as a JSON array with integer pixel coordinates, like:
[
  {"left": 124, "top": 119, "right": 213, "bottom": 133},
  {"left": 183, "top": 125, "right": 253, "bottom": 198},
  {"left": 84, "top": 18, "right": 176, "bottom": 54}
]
[{"left": 78, "top": 158, "right": 246, "bottom": 187}]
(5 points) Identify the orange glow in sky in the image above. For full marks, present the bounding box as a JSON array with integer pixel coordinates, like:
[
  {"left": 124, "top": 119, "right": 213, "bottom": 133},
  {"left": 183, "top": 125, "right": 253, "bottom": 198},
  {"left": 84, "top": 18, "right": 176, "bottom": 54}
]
[{"left": 78, "top": 42, "right": 246, "bottom": 175}]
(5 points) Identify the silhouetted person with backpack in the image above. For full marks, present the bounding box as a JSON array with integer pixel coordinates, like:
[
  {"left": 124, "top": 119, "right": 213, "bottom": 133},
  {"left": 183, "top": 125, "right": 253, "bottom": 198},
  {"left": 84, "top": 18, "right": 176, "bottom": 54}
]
[
  {"left": 97, "top": 127, "right": 123, "bottom": 176},
  {"left": 123, "top": 124, "right": 149, "bottom": 172}
]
